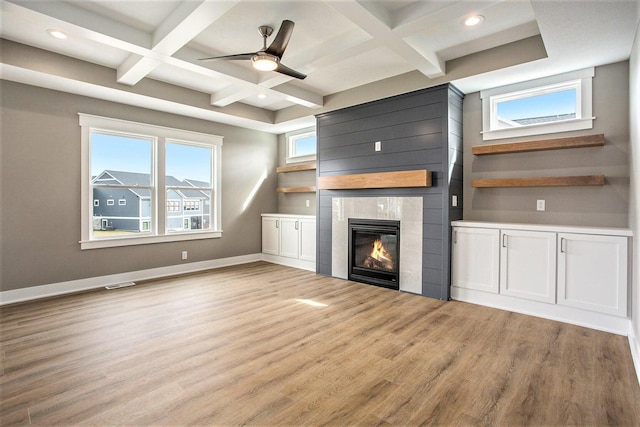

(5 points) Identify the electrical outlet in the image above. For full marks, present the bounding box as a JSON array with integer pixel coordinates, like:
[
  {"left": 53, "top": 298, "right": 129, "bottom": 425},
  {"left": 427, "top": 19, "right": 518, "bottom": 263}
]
[
  {"left": 536, "top": 200, "right": 545, "bottom": 211},
  {"left": 305, "top": 199, "right": 310, "bottom": 208},
  {"left": 452, "top": 195, "right": 458, "bottom": 207},
  {"left": 374, "top": 141, "right": 381, "bottom": 152},
  {"left": 182, "top": 251, "right": 188, "bottom": 260}
]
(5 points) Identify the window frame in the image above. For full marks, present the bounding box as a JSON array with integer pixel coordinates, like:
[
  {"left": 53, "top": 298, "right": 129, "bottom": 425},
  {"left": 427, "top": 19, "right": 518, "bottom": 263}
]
[
  {"left": 79, "top": 113, "right": 223, "bottom": 250},
  {"left": 480, "top": 68, "right": 594, "bottom": 141},
  {"left": 286, "top": 127, "right": 316, "bottom": 164}
]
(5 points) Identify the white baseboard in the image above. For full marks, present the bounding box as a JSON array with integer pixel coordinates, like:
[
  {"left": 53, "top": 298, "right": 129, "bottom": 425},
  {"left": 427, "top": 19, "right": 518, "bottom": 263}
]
[
  {"left": 629, "top": 322, "right": 640, "bottom": 386},
  {"left": 262, "top": 253, "right": 316, "bottom": 272},
  {"left": 451, "top": 286, "right": 630, "bottom": 335},
  {"left": 0, "top": 253, "right": 262, "bottom": 306}
]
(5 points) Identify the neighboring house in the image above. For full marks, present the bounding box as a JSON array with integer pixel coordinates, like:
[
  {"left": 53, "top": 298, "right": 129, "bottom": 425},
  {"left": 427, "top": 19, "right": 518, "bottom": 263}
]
[{"left": 92, "top": 170, "right": 210, "bottom": 232}]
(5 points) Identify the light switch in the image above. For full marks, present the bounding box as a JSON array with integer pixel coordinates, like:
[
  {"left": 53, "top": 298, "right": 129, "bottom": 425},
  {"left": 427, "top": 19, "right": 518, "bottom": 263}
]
[
  {"left": 452, "top": 195, "right": 458, "bottom": 207},
  {"left": 374, "top": 141, "right": 381, "bottom": 152},
  {"left": 537, "top": 200, "right": 545, "bottom": 211}
]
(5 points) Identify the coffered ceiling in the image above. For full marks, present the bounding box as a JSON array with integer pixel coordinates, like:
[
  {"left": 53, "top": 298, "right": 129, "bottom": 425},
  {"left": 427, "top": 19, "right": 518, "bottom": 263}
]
[{"left": 0, "top": 0, "right": 638, "bottom": 133}]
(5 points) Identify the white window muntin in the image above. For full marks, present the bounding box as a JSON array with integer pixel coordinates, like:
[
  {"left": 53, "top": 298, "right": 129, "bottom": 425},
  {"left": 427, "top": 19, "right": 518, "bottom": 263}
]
[
  {"left": 481, "top": 68, "right": 594, "bottom": 141},
  {"left": 286, "top": 127, "right": 316, "bottom": 163},
  {"left": 79, "top": 113, "right": 223, "bottom": 250}
]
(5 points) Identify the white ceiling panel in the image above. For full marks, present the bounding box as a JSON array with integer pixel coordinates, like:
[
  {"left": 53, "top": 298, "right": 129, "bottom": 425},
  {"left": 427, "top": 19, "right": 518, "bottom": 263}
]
[{"left": 1, "top": 0, "right": 637, "bottom": 133}]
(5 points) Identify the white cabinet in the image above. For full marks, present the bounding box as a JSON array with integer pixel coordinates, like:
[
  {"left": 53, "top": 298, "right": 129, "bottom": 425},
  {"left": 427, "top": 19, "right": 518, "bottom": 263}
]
[
  {"left": 451, "top": 221, "right": 631, "bottom": 332},
  {"left": 261, "top": 214, "right": 316, "bottom": 271},
  {"left": 299, "top": 218, "right": 316, "bottom": 262},
  {"left": 279, "top": 217, "right": 300, "bottom": 259},
  {"left": 500, "top": 230, "right": 556, "bottom": 303},
  {"left": 452, "top": 227, "right": 500, "bottom": 293},
  {"left": 261, "top": 216, "right": 280, "bottom": 255},
  {"left": 557, "top": 233, "right": 628, "bottom": 317}
]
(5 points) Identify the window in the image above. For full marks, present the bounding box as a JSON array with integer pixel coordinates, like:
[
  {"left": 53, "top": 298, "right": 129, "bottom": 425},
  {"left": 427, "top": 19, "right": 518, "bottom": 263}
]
[
  {"left": 481, "top": 68, "right": 594, "bottom": 141},
  {"left": 79, "top": 114, "right": 223, "bottom": 250},
  {"left": 286, "top": 127, "right": 316, "bottom": 163}
]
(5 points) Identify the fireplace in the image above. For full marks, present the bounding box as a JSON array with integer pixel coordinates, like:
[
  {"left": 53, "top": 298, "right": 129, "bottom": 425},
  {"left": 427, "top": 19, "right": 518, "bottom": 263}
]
[{"left": 348, "top": 218, "right": 400, "bottom": 290}]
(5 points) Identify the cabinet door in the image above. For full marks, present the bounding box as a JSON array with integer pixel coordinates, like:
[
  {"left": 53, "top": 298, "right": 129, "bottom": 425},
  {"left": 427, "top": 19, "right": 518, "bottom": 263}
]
[
  {"left": 280, "top": 217, "right": 300, "bottom": 259},
  {"left": 451, "top": 227, "right": 500, "bottom": 293},
  {"left": 557, "top": 233, "right": 628, "bottom": 317},
  {"left": 500, "top": 230, "right": 556, "bottom": 303},
  {"left": 299, "top": 218, "right": 316, "bottom": 262},
  {"left": 262, "top": 217, "right": 280, "bottom": 255}
]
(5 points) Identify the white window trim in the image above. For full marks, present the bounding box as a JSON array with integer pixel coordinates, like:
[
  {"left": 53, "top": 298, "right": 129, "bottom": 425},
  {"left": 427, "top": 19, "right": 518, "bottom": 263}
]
[
  {"left": 79, "top": 113, "right": 223, "bottom": 250},
  {"left": 480, "top": 68, "right": 594, "bottom": 141},
  {"left": 286, "top": 127, "right": 316, "bottom": 164}
]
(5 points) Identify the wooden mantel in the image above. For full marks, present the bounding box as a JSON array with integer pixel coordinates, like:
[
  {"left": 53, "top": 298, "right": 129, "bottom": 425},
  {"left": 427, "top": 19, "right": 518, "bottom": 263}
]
[{"left": 318, "top": 170, "right": 432, "bottom": 190}]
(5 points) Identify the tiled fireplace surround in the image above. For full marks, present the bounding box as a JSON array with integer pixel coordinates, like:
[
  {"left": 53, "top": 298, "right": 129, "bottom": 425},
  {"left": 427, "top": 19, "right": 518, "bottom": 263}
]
[{"left": 331, "top": 197, "right": 423, "bottom": 294}]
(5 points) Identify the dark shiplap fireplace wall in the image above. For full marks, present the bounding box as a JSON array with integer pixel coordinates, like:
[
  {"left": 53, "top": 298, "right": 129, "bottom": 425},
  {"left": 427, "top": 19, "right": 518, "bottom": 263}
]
[{"left": 316, "top": 83, "right": 463, "bottom": 300}]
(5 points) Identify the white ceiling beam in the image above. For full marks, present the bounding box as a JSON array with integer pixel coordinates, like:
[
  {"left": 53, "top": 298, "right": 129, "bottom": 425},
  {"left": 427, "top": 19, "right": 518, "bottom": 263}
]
[
  {"left": 324, "top": 0, "right": 445, "bottom": 78},
  {"left": 117, "top": 54, "right": 162, "bottom": 86},
  {"left": 270, "top": 84, "right": 324, "bottom": 108},
  {"left": 117, "top": 0, "right": 239, "bottom": 86},
  {"left": 210, "top": 85, "right": 253, "bottom": 107}
]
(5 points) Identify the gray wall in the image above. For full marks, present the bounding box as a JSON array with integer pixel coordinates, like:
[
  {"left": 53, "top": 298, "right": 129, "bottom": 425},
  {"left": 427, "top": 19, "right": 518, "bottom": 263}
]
[
  {"left": 0, "top": 81, "right": 278, "bottom": 292},
  {"left": 627, "top": 20, "right": 640, "bottom": 362},
  {"left": 316, "top": 84, "right": 463, "bottom": 300},
  {"left": 276, "top": 134, "right": 317, "bottom": 215},
  {"left": 462, "top": 61, "right": 630, "bottom": 227}
]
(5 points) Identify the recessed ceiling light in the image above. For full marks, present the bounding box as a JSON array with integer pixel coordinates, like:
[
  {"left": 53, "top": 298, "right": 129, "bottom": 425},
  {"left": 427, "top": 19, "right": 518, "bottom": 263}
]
[
  {"left": 464, "top": 15, "right": 484, "bottom": 27},
  {"left": 46, "top": 29, "right": 68, "bottom": 39},
  {"left": 257, "top": 93, "right": 267, "bottom": 99}
]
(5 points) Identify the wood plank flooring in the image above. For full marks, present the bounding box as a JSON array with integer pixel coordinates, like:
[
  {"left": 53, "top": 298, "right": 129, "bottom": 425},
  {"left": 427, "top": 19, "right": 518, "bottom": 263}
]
[{"left": 1, "top": 261, "right": 639, "bottom": 426}]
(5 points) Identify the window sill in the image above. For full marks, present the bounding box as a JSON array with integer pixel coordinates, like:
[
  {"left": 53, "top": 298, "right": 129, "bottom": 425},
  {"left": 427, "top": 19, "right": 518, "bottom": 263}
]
[
  {"left": 482, "top": 117, "right": 595, "bottom": 141},
  {"left": 80, "top": 231, "right": 223, "bottom": 250}
]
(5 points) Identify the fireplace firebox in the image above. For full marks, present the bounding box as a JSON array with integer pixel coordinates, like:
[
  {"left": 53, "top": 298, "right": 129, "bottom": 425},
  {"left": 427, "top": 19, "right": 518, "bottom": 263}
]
[{"left": 348, "top": 218, "right": 400, "bottom": 290}]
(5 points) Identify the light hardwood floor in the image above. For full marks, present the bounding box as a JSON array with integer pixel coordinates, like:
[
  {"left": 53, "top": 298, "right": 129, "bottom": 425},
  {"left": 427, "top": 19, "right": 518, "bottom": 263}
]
[{"left": 1, "top": 261, "right": 639, "bottom": 426}]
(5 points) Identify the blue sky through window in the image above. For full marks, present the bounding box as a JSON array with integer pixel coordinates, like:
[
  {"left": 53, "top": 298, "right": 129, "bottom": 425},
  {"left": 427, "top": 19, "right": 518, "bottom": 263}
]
[
  {"left": 91, "top": 133, "right": 211, "bottom": 183},
  {"left": 166, "top": 142, "right": 211, "bottom": 183},
  {"left": 497, "top": 89, "right": 576, "bottom": 121},
  {"left": 91, "top": 133, "right": 151, "bottom": 179},
  {"left": 294, "top": 135, "right": 316, "bottom": 157}
]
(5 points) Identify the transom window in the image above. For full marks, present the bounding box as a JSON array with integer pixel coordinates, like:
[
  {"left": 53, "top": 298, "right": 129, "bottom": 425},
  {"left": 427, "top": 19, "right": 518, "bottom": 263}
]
[
  {"left": 286, "top": 127, "right": 316, "bottom": 163},
  {"left": 481, "top": 68, "right": 594, "bottom": 140},
  {"left": 79, "top": 114, "right": 222, "bottom": 250}
]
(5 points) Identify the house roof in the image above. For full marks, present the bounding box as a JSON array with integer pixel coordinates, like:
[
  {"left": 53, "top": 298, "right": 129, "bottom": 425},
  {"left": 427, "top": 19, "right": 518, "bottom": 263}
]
[{"left": 93, "top": 170, "right": 209, "bottom": 200}]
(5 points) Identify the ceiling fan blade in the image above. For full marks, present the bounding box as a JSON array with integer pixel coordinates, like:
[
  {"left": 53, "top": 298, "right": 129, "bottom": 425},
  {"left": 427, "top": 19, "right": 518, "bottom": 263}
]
[
  {"left": 199, "top": 53, "right": 256, "bottom": 62},
  {"left": 276, "top": 63, "right": 306, "bottom": 80},
  {"left": 265, "top": 20, "right": 294, "bottom": 57}
]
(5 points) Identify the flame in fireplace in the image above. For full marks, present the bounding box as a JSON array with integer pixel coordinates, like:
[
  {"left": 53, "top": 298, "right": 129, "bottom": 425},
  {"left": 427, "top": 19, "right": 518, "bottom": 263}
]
[{"left": 371, "top": 239, "right": 392, "bottom": 263}]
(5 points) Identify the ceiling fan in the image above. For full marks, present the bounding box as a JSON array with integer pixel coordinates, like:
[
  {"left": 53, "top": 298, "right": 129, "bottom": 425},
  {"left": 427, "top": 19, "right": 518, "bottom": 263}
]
[{"left": 199, "top": 20, "right": 306, "bottom": 80}]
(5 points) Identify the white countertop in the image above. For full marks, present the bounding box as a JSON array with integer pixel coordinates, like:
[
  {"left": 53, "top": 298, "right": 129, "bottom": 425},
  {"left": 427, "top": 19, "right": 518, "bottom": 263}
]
[
  {"left": 262, "top": 213, "right": 316, "bottom": 219},
  {"left": 451, "top": 220, "right": 632, "bottom": 237}
]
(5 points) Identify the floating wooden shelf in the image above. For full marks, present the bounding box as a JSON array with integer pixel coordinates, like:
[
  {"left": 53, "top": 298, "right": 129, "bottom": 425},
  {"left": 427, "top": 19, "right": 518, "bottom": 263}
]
[
  {"left": 276, "top": 186, "right": 317, "bottom": 193},
  {"left": 472, "top": 134, "right": 605, "bottom": 156},
  {"left": 472, "top": 175, "right": 605, "bottom": 188},
  {"left": 276, "top": 162, "right": 316, "bottom": 173},
  {"left": 318, "top": 170, "right": 431, "bottom": 190}
]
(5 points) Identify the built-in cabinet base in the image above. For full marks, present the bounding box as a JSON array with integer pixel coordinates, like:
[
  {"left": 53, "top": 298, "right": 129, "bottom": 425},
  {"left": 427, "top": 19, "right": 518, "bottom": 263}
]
[
  {"left": 261, "top": 214, "right": 316, "bottom": 272},
  {"left": 451, "top": 220, "right": 631, "bottom": 334}
]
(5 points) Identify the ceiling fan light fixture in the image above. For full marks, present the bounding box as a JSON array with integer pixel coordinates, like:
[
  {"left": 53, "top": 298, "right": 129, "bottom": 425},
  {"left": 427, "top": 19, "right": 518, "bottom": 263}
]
[{"left": 252, "top": 53, "right": 279, "bottom": 71}]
